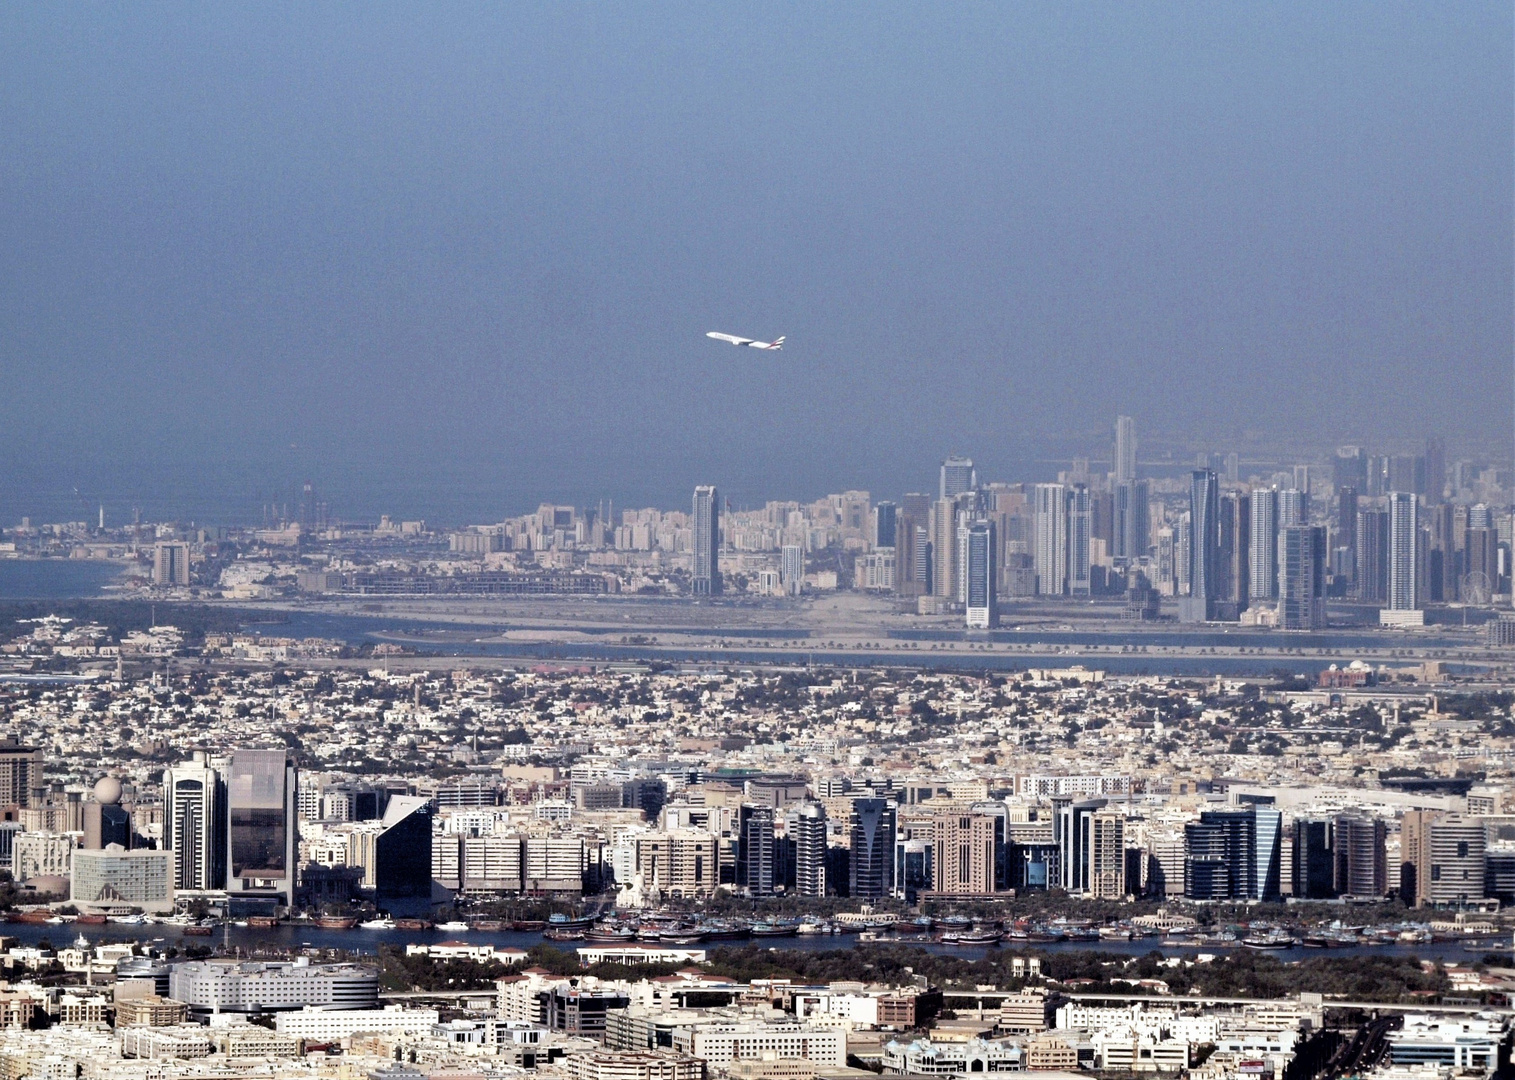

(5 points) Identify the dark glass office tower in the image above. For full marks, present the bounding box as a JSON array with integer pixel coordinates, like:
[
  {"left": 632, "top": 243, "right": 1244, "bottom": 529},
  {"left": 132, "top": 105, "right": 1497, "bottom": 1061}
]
[
  {"left": 1179, "top": 469, "right": 1218, "bottom": 622},
  {"left": 226, "top": 749, "right": 296, "bottom": 906},
  {"left": 1292, "top": 818, "right": 1334, "bottom": 899},
  {"left": 848, "top": 798, "right": 895, "bottom": 899},
  {"left": 691, "top": 485, "right": 721, "bottom": 596}
]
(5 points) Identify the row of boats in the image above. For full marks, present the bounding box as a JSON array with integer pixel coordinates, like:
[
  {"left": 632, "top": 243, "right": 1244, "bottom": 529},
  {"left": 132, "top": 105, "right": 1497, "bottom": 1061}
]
[
  {"left": 542, "top": 915, "right": 1510, "bottom": 950},
  {"left": 1160, "top": 922, "right": 1504, "bottom": 951},
  {"left": 2, "top": 910, "right": 517, "bottom": 934},
  {"left": 7, "top": 910, "right": 190, "bottom": 928},
  {"left": 11, "top": 907, "right": 1497, "bottom": 952},
  {"left": 542, "top": 914, "right": 1127, "bottom": 945}
]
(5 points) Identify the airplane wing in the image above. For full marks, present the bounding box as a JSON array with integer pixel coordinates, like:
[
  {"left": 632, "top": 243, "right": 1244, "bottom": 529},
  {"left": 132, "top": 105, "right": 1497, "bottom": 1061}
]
[{"left": 707, "top": 332, "right": 755, "bottom": 347}]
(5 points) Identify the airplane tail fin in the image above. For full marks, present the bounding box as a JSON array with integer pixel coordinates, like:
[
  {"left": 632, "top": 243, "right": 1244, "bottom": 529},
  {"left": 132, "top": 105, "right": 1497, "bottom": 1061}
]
[{"left": 772, "top": 336, "right": 784, "bottom": 350}]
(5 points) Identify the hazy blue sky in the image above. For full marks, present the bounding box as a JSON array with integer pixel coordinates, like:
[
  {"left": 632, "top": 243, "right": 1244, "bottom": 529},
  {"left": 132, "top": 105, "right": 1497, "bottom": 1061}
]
[{"left": 1, "top": 4, "right": 1510, "bottom": 523}]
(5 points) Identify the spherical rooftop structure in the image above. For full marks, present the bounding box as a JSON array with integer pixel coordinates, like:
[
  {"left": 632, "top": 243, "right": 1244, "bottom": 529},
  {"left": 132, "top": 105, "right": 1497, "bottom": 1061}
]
[{"left": 92, "top": 776, "right": 122, "bottom": 806}]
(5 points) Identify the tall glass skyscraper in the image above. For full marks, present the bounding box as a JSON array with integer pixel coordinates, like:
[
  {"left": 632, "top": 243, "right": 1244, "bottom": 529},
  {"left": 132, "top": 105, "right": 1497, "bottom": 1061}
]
[
  {"left": 1180, "top": 469, "right": 1218, "bottom": 622},
  {"left": 1114, "top": 415, "right": 1136, "bottom": 483},
  {"left": 873, "top": 501, "right": 897, "bottom": 549},
  {"left": 1335, "top": 446, "right": 1368, "bottom": 492},
  {"left": 1183, "top": 806, "right": 1281, "bottom": 902},
  {"left": 226, "top": 749, "right": 296, "bottom": 906},
  {"left": 1033, "top": 483, "right": 1067, "bottom": 595},
  {"left": 964, "top": 518, "right": 997, "bottom": 628},
  {"left": 1219, "top": 493, "right": 1249, "bottom": 608},
  {"left": 1386, "top": 491, "right": 1419, "bottom": 613},
  {"left": 1292, "top": 818, "right": 1334, "bottom": 899},
  {"left": 165, "top": 753, "right": 227, "bottom": 892},
  {"left": 849, "top": 798, "right": 896, "bottom": 899},
  {"left": 1333, "top": 815, "right": 1387, "bottom": 899},
  {"left": 1278, "top": 525, "right": 1327, "bottom": 630},
  {"left": 894, "top": 518, "right": 930, "bottom": 598},
  {"left": 1248, "top": 489, "right": 1279, "bottom": 602},
  {"left": 1279, "top": 488, "right": 1307, "bottom": 527},
  {"left": 780, "top": 544, "right": 804, "bottom": 597},
  {"left": 1251, "top": 807, "right": 1283, "bottom": 901},
  {"left": 933, "top": 498, "right": 958, "bottom": 599},
  {"left": 365, "top": 796, "right": 435, "bottom": 898},
  {"left": 1424, "top": 436, "right": 1446, "bottom": 504},
  {"left": 738, "top": 804, "right": 776, "bottom": 897},
  {"left": 789, "top": 803, "right": 828, "bottom": 898},
  {"left": 1113, "top": 480, "right": 1149, "bottom": 560},
  {"left": 691, "top": 485, "right": 721, "bottom": 596},
  {"left": 1356, "top": 509, "right": 1388, "bottom": 602},
  {"left": 1054, "top": 798, "right": 1107, "bottom": 894},
  {"left": 894, "top": 837, "right": 933, "bottom": 903},
  {"left": 1336, "top": 487, "right": 1359, "bottom": 583},
  {"left": 1068, "top": 485, "right": 1092, "bottom": 596},
  {"left": 1113, "top": 482, "right": 1134, "bottom": 559},
  {"left": 894, "top": 494, "right": 932, "bottom": 598},
  {"left": 939, "top": 456, "right": 976, "bottom": 500}
]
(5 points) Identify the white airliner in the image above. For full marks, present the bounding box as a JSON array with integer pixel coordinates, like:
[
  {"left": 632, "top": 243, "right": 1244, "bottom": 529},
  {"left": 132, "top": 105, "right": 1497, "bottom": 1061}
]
[{"left": 706, "top": 331, "right": 784, "bottom": 350}]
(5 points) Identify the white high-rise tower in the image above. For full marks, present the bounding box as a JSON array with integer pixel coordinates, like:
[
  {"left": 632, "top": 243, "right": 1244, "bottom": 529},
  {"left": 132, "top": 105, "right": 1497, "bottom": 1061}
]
[{"left": 1114, "top": 416, "right": 1137, "bottom": 483}]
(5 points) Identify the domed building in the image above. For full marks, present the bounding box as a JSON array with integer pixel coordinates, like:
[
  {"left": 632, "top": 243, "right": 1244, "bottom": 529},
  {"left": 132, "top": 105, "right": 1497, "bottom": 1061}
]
[{"left": 83, "top": 776, "right": 132, "bottom": 851}]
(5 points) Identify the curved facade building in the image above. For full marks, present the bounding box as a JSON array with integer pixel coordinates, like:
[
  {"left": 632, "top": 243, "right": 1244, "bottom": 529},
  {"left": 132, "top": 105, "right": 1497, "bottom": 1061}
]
[{"left": 169, "top": 959, "right": 378, "bottom": 1015}]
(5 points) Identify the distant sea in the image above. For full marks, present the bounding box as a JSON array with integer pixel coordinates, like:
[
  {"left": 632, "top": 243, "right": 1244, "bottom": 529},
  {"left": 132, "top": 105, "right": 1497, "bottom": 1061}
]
[{"left": 0, "top": 560, "right": 128, "bottom": 599}]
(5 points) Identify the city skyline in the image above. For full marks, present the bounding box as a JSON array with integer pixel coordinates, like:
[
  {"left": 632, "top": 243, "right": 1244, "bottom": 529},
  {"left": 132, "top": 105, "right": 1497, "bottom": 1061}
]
[
  {"left": 2, "top": 423, "right": 1507, "bottom": 532},
  {"left": 8, "top": 414, "right": 1509, "bottom": 640}
]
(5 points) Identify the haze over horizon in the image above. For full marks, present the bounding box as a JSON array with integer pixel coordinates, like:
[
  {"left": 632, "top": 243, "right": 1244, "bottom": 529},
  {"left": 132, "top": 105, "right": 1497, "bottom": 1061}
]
[{"left": 2, "top": 4, "right": 1510, "bottom": 525}]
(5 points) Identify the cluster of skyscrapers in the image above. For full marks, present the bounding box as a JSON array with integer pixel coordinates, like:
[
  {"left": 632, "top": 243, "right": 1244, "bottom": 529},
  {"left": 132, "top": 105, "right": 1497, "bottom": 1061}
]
[
  {"left": 685, "top": 418, "right": 1491, "bottom": 630},
  {"left": 685, "top": 778, "right": 1515, "bottom": 912},
  {"left": 163, "top": 749, "right": 297, "bottom": 909}
]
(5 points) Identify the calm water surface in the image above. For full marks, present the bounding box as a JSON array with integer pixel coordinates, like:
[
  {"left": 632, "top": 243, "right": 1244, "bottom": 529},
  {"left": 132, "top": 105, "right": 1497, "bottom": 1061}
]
[{"left": 0, "top": 560, "right": 128, "bottom": 599}]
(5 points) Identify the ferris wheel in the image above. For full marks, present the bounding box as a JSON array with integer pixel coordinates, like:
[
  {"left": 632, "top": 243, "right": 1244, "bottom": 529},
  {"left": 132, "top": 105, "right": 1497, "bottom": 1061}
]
[{"left": 1461, "top": 570, "right": 1493, "bottom": 607}]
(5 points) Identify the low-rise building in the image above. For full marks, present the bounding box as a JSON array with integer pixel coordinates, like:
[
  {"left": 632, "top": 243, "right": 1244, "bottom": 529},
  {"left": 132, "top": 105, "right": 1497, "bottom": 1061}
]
[
  {"left": 0, "top": 1029, "right": 118, "bottom": 1079},
  {"left": 563, "top": 1048, "right": 706, "bottom": 1080},
  {"left": 168, "top": 959, "right": 379, "bottom": 1015},
  {"left": 997, "top": 991, "right": 1047, "bottom": 1033},
  {"left": 1089, "top": 1027, "right": 1189, "bottom": 1073},
  {"left": 881, "top": 1035, "right": 1025, "bottom": 1077},
  {"left": 606, "top": 1007, "right": 719, "bottom": 1053},
  {"left": 56, "top": 992, "right": 108, "bottom": 1026},
  {"left": 113, "top": 994, "right": 190, "bottom": 1027},
  {"left": 12, "top": 832, "right": 71, "bottom": 882},
  {"left": 792, "top": 988, "right": 918, "bottom": 1029},
  {"left": 71, "top": 845, "right": 175, "bottom": 913},
  {"left": 676, "top": 1023, "right": 846, "bottom": 1070},
  {"left": 119, "top": 1023, "right": 213, "bottom": 1059},
  {"left": 405, "top": 941, "right": 528, "bottom": 965},
  {"left": 579, "top": 945, "right": 708, "bottom": 967},
  {"left": 546, "top": 985, "right": 632, "bottom": 1036},
  {"left": 1386, "top": 1014, "right": 1504, "bottom": 1072},
  {"left": 274, "top": 1004, "right": 441, "bottom": 1042},
  {"left": 498, "top": 971, "right": 567, "bottom": 1025},
  {"left": 728, "top": 1060, "right": 818, "bottom": 1080},
  {"left": 0, "top": 987, "right": 44, "bottom": 1029},
  {"left": 1024, "top": 1033, "right": 1078, "bottom": 1070},
  {"left": 211, "top": 1020, "right": 301, "bottom": 1058}
]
